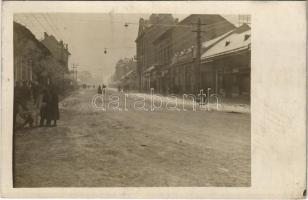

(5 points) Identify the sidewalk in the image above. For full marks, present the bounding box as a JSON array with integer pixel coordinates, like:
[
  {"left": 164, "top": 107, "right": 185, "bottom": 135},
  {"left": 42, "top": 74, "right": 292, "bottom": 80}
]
[{"left": 110, "top": 88, "right": 250, "bottom": 113}]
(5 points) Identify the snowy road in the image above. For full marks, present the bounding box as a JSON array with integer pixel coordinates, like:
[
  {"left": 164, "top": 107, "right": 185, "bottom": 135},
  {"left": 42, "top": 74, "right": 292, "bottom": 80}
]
[{"left": 14, "top": 88, "right": 250, "bottom": 187}]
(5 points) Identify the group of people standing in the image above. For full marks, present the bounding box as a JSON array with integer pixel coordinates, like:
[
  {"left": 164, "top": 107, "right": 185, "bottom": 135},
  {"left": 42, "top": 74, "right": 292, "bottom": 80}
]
[
  {"left": 13, "top": 81, "right": 60, "bottom": 130},
  {"left": 97, "top": 84, "right": 106, "bottom": 94}
]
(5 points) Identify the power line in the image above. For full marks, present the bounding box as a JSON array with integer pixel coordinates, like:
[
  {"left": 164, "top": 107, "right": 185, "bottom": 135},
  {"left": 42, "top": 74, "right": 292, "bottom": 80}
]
[
  {"left": 40, "top": 14, "right": 61, "bottom": 39},
  {"left": 29, "top": 14, "right": 65, "bottom": 43},
  {"left": 126, "top": 20, "right": 232, "bottom": 29},
  {"left": 14, "top": 15, "right": 33, "bottom": 31},
  {"left": 48, "top": 16, "right": 231, "bottom": 29},
  {"left": 15, "top": 15, "right": 45, "bottom": 38},
  {"left": 72, "top": 63, "right": 78, "bottom": 82},
  {"left": 46, "top": 13, "right": 67, "bottom": 42},
  {"left": 30, "top": 14, "right": 52, "bottom": 37},
  {"left": 105, "top": 46, "right": 136, "bottom": 49}
]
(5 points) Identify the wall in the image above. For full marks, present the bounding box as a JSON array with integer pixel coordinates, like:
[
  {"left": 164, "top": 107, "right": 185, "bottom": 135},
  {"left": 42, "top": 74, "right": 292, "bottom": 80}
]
[
  {"left": 172, "top": 15, "right": 235, "bottom": 54},
  {"left": 13, "top": 22, "right": 51, "bottom": 84},
  {"left": 41, "top": 32, "right": 70, "bottom": 72}
]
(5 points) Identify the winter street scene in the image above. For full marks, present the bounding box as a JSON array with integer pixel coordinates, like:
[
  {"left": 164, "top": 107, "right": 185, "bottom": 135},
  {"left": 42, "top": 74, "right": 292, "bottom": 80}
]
[{"left": 13, "top": 13, "right": 251, "bottom": 187}]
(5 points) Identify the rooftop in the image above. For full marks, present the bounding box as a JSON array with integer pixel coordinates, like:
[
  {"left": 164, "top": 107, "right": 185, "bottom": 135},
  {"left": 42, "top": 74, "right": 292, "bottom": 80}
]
[
  {"left": 14, "top": 22, "right": 51, "bottom": 56},
  {"left": 201, "top": 24, "right": 251, "bottom": 59}
]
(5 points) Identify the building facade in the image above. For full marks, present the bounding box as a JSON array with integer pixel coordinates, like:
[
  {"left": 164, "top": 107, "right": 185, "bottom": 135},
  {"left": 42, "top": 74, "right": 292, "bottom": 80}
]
[
  {"left": 114, "top": 58, "right": 136, "bottom": 81},
  {"left": 162, "top": 23, "right": 251, "bottom": 97},
  {"left": 135, "top": 14, "right": 176, "bottom": 92},
  {"left": 41, "top": 32, "right": 71, "bottom": 88},
  {"left": 41, "top": 32, "right": 70, "bottom": 72},
  {"left": 111, "top": 57, "right": 138, "bottom": 91},
  {"left": 200, "top": 24, "right": 251, "bottom": 98},
  {"left": 14, "top": 22, "right": 52, "bottom": 85},
  {"left": 149, "top": 14, "right": 236, "bottom": 94},
  {"left": 14, "top": 21, "right": 74, "bottom": 93}
]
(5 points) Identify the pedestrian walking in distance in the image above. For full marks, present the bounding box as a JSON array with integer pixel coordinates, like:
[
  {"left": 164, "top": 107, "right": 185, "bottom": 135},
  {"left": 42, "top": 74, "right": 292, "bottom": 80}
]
[
  {"left": 97, "top": 85, "right": 102, "bottom": 94},
  {"left": 102, "top": 84, "right": 106, "bottom": 95}
]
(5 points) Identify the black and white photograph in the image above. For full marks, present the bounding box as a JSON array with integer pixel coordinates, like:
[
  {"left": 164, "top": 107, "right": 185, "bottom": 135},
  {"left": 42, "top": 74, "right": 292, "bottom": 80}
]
[
  {"left": 0, "top": 1, "right": 306, "bottom": 199},
  {"left": 12, "top": 13, "right": 251, "bottom": 187}
]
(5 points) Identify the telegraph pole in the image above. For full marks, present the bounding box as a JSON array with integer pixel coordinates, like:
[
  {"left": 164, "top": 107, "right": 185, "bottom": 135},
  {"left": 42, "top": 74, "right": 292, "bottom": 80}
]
[
  {"left": 192, "top": 18, "right": 207, "bottom": 94},
  {"left": 72, "top": 63, "right": 78, "bottom": 83},
  {"left": 125, "top": 18, "right": 207, "bottom": 94}
]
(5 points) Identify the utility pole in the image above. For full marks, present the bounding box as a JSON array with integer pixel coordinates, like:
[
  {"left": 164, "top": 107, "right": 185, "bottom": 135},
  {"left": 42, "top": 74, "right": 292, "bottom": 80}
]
[
  {"left": 192, "top": 18, "right": 207, "bottom": 94},
  {"left": 72, "top": 63, "right": 78, "bottom": 83},
  {"left": 62, "top": 68, "right": 65, "bottom": 92},
  {"left": 126, "top": 18, "right": 207, "bottom": 94}
]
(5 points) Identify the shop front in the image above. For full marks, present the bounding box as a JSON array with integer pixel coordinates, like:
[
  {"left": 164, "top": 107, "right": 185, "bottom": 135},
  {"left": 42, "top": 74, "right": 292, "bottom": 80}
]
[{"left": 202, "top": 50, "right": 250, "bottom": 98}]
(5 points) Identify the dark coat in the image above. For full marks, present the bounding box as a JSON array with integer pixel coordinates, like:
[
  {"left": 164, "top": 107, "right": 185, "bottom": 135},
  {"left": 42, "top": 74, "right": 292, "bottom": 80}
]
[
  {"left": 97, "top": 86, "right": 102, "bottom": 94},
  {"left": 40, "top": 91, "right": 50, "bottom": 119},
  {"left": 20, "top": 84, "right": 31, "bottom": 101},
  {"left": 48, "top": 90, "right": 60, "bottom": 120}
]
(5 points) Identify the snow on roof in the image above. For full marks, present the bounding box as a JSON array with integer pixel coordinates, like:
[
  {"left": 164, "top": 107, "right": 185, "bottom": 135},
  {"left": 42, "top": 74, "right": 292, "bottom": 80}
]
[
  {"left": 125, "top": 70, "right": 134, "bottom": 77},
  {"left": 202, "top": 30, "right": 234, "bottom": 49},
  {"left": 171, "top": 30, "right": 234, "bottom": 64},
  {"left": 120, "top": 75, "right": 126, "bottom": 80},
  {"left": 202, "top": 27, "right": 251, "bottom": 59},
  {"left": 144, "top": 65, "right": 156, "bottom": 73},
  {"left": 120, "top": 70, "right": 135, "bottom": 80}
]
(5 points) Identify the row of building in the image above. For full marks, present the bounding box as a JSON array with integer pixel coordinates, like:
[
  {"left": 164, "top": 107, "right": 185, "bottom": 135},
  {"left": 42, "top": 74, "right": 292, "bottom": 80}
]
[
  {"left": 14, "top": 22, "right": 72, "bottom": 91},
  {"left": 109, "top": 57, "right": 137, "bottom": 91},
  {"left": 111, "top": 14, "right": 251, "bottom": 98}
]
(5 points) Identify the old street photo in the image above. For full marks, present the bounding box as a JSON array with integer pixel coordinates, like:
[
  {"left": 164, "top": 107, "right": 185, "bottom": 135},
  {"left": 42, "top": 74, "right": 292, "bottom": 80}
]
[{"left": 13, "top": 13, "right": 251, "bottom": 187}]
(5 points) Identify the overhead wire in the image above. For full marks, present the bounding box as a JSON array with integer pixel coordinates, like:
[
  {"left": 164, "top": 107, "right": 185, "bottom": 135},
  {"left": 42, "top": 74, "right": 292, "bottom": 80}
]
[
  {"left": 47, "top": 16, "right": 233, "bottom": 29},
  {"left": 46, "top": 13, "right": 67, "bottom": 42},
  {"left": 30, "top": 14, "right": 56, "bottom": 40},
  {"left": 14, "top": 15, "right": 43, "bottom": 36},
  {"left": 40, "top": 14, "right": 61, "bottom": 40},
  {"left": 14, "top": 14, "right": 241, "bottom": 57},
  {"left": 16, "top": 13, "right": 67, "bottom": 43}
]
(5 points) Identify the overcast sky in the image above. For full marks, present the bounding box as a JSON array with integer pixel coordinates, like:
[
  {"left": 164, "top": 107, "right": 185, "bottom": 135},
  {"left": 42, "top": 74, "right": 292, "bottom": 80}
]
[{"left": 14, "top": 13, "right": 239, "bottom": 83}]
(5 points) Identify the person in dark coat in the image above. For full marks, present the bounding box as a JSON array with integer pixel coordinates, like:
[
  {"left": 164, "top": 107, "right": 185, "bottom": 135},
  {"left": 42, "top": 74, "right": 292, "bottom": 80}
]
[
  {"left": 39, "top": 88, "right": 50, "bottom": 127},
  {"left": 14, "top": 81, "right": 34, "bottom": 129},
  {"left": 21, "top": 81, "right": 31, "bottom": 103},
  {"left": 46, "top": 86, "right": 60, "bottom": 127},
  {"left": 97, "top": 85, "right": 102, "bottom": 94},
  {"left": 102, "top": 84, "right": 106, "bottom": 95},
  {"left": 31, "top": 81, "right": 39, "bottom": 103}
]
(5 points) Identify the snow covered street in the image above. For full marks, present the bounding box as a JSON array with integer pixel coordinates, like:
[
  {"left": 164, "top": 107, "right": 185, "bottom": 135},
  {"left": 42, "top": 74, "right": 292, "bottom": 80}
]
[{"left": 14, "top": 88, "right": 250, "bottom": 187}]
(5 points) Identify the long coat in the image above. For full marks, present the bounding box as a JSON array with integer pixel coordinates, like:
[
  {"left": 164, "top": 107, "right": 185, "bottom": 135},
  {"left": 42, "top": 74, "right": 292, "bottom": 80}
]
[
  {"left": 97, "top": 86, "right": 102, "bottom": 94},
  {"left": 48, "top": 91, "right": 60, "bottom": 120},
  {"left": 40, "top": 91, "right": 50, "bottom": 119}
]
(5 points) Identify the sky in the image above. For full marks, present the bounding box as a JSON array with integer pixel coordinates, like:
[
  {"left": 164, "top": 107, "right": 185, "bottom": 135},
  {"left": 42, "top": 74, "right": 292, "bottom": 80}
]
[{"left": 14, "top": 13, "right": 239, "bottom": 83}]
